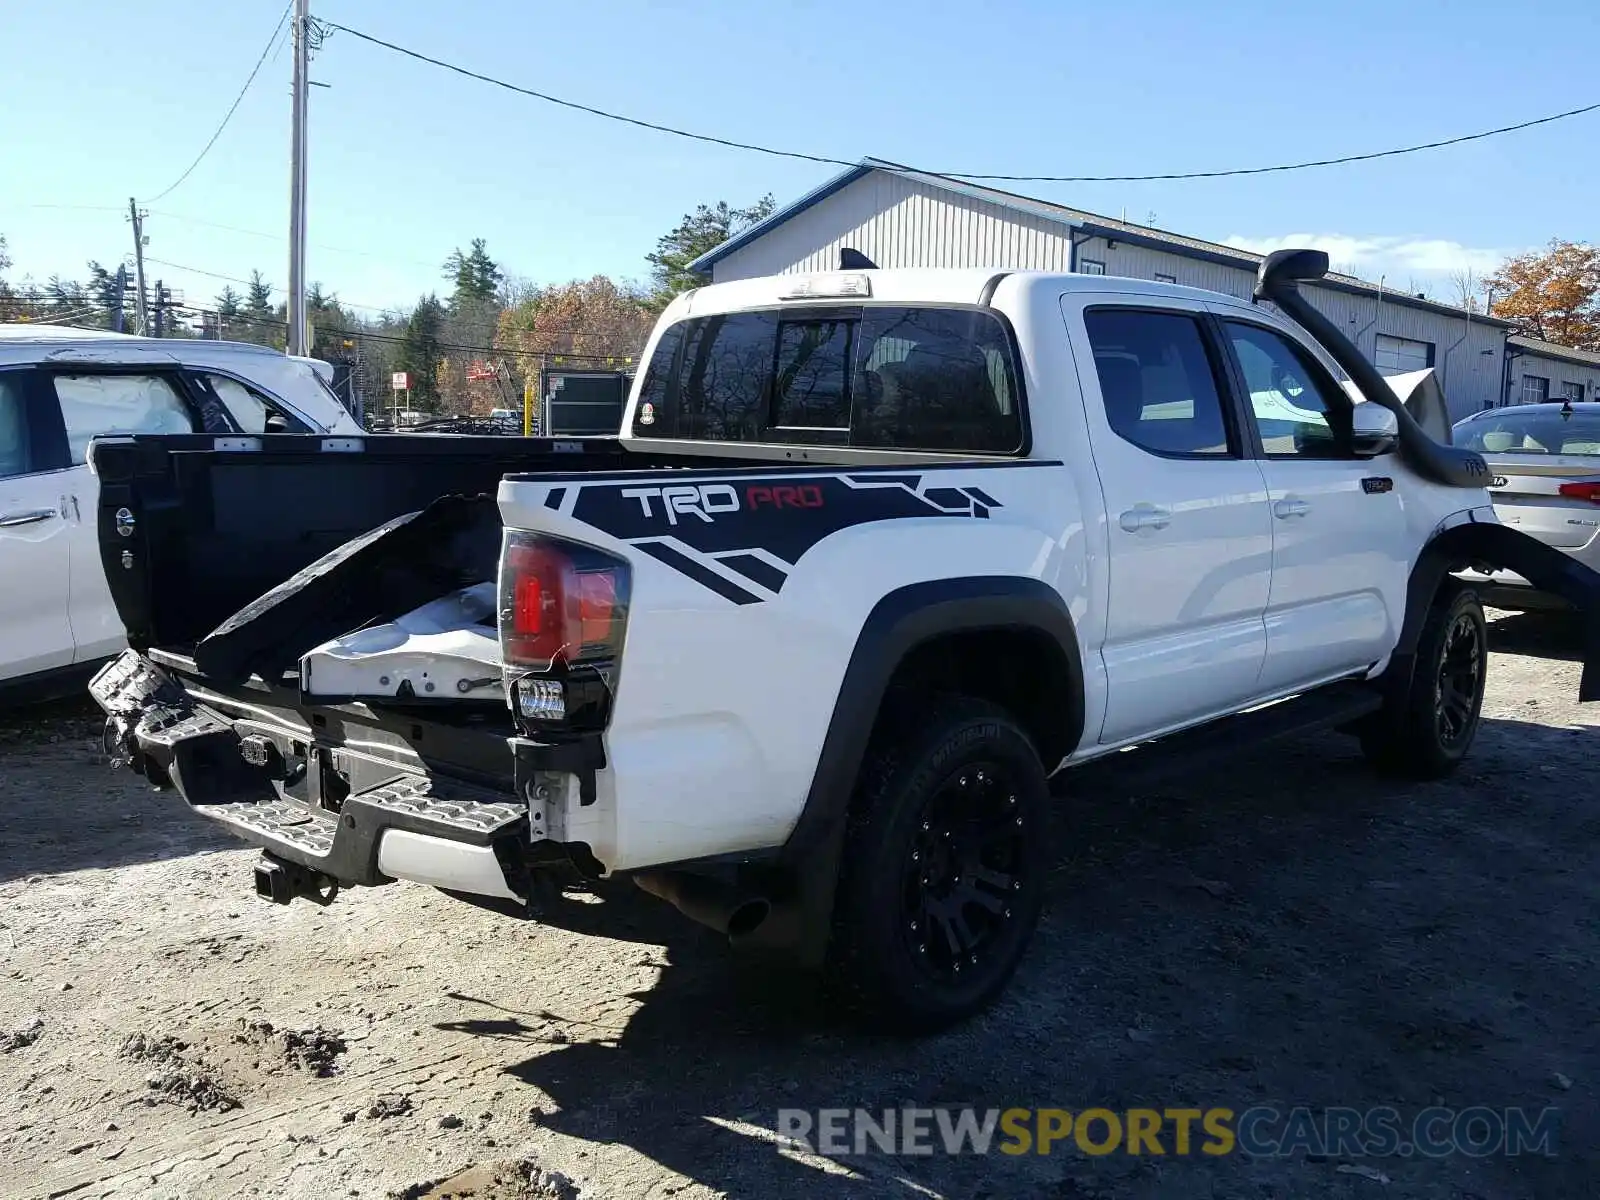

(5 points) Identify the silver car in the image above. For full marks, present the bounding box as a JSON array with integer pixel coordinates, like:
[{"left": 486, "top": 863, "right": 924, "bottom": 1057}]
[{"left": 1453, "top": 401, "right": 1600, "bottom": 610}]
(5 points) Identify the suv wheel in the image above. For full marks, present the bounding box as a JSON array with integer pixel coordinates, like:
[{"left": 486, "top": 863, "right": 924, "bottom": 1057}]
[
  {"left": 1361, "top": 584, "right": 1488, "bottom": 780},
  {"left": 828, "top": 695, "right": 1049, "bottom": 1033}
]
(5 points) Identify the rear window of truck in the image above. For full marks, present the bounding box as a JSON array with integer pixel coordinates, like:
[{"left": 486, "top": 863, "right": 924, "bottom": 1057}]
[{"left": 631, "top": 306, "right": 1024, "bottom": 453}]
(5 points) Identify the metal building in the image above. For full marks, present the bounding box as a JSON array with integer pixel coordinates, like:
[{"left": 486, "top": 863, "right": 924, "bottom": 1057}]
[
  {"left": 1506, "top": 336, "right": 1600, "bottom": 406},
  {"left": 690, "top": 159, "right": 1514, "bottom": 419}
]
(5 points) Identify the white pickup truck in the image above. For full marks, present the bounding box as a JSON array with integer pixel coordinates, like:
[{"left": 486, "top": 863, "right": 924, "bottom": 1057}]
[{"left": 90, "top": 250, "right": 1600, "bottom": 1030}]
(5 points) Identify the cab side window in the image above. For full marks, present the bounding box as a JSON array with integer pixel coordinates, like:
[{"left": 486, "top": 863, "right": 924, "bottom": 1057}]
[
  {"left": 50, "top": 374, "right": 196, "bottom": 465},
  {"left": 1084, "top": 309, "right": 1235, "bottom": 457},
  {"left": 1223, "top": 322, "right": 1353, "bottom": 458},
  {"left": 0, "top": 374, "right": 34, "bottom": 480},
  {"left": 202, "top": 373, "right": 308, "bottom": 434}
]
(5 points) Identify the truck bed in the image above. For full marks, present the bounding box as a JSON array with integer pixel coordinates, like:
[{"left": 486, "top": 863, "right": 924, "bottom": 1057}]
[{"left": 93, "top": 433, "right": 701, "bottom": 663}]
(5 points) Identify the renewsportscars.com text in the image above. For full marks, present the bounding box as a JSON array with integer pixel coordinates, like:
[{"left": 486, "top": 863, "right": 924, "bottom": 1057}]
[{"left": 776, "top": 1105, "right": 1561, "bottom": 1159}]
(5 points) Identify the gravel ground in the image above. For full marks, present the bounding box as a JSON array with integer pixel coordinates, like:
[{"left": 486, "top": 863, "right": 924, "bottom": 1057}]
[{"left": 1, "top": 610, "right": 1595, "bottom": 1200}]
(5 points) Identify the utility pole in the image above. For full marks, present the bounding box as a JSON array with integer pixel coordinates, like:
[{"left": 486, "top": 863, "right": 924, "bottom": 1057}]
[
  {"left": 152, "top": 280, "right": 166, "bottom": 338},
  {"left": 287, "top": 0, "right": 311, "bottom": 355},
  {"left": 127, "top": 198, "right": 149, "bottom": 335}
]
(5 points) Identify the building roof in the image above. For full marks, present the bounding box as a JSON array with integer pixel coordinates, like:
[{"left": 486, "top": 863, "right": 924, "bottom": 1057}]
[
  {"left": 690, "top": 158, "right": 1514, "bottom": 328},
  {"left": 1507, "top": 334, "right": 1600, "bottom": 369}
]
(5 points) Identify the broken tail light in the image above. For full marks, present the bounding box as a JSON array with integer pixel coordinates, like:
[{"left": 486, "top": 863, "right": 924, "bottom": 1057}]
[{"left": 499, "top": 531, "right": 630, "bottom": 730}]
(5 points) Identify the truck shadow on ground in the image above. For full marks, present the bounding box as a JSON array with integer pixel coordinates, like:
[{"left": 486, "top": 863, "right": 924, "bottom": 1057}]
[
  {"left": 442, "top": 714, "right": 1598, "bottom": 1200},
  {"left": 0, "top": 697, "right": 236, "bottom": 886},
  {"left": 1485, "top": 608, "right": 1584, "bottom": 663}
]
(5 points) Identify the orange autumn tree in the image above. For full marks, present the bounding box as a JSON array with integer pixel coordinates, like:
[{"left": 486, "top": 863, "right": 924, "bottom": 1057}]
[
  {"left": 1486, "top": 239, "right": 1600, "bottom": 351},
  {"left": 495, "top": 276, "right": 654, "bottom": 363}
]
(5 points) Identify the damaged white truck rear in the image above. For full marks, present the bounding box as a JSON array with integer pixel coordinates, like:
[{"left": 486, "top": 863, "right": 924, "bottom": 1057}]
[{"left": 91, "top": 251, "right": 1600, "bottom": 1030}]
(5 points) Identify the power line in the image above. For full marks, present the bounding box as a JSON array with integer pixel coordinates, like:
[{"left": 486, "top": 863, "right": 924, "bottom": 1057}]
[
  {"left": 10, "top": 202, "right": 444, "bottom": 273},
  {"left": 193, "top": 307, "right": 629, "bottom": 361},
  {"left": 145, "top": 209, "right": 444, "bottom": 270},
  {"left": 144, "top": 256, "right": 399, "bottom": 313},
  {"left": 143, "top": 1, "right": 293, "bottom": 203},
  {"left": 15, "top": 203, "right": 128, "bottom": 214},
  {"left": 151, "top": 280, "right": 612, "bottom": 356},
  {"left": 322, "top": 17, "right": 1600, "bottom": 183},
  {"left": 9, "top": 291, "right": 629, "bottom": 364}
]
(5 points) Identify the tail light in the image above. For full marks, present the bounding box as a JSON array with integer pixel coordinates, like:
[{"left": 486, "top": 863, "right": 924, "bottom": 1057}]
[
  {"left": 1558, "top": 481, "right": 1600, "bottom": 504},
  {"left": 498, "top": 532, "right": 630, "bottom": 729}
]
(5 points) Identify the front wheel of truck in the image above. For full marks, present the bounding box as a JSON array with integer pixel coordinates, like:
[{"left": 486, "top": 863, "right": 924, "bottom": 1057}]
[
  {"left": 1360, "top": 582, "right": 1488, "bottom": 780},
  {"left": 828, "top": 695, "right": 1050, "bottom": 1033}
]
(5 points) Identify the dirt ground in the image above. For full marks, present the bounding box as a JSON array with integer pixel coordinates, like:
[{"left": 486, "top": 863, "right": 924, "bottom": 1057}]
[{"left": 1, "top": 610, "right": 1595, "bottom": 1200}]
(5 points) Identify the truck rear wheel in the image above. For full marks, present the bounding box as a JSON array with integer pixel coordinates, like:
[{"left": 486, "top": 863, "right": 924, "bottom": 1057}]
[
  {"left": 828, "top": 695, "right": 1049, "bottom": 1033},
  {"left": 1360, "top": 583, "right": 1488, "bottom": 780}
]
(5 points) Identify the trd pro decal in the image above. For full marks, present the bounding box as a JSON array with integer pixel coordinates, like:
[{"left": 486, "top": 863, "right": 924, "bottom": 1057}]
[{"left": 564, "top": 473, "right": 1001, "bottom": 601}]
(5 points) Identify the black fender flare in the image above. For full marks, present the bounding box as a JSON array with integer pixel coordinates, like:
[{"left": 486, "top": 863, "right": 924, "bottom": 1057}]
[
  {"left": 746, "top": 576, "right": 1085, "bottom": 966},
  {"left": 1396, "top": 518, "right": 1600, "bottom": 702}
]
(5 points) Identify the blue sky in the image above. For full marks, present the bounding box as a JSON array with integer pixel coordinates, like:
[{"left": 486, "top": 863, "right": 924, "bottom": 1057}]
[{"left": 2, "top": 0, "right": 1595, "bottom": 318}]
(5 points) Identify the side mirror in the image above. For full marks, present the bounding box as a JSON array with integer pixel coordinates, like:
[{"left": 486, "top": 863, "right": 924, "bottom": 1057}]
[
  {"left": 263, "top": 411, "right": 290, "bottom": 434},
  {"left": 1349, "top": 403, "right": 1399, "bottom": 458}
]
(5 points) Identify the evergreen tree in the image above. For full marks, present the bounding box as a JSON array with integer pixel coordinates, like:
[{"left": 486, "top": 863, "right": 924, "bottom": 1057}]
[
  {"left": 645, "top": 195, "right": 775, "bottom": 310},
  {"left": 443, "top": 239, "right": 503, "bottom": 308},
  {"left": 215, "top": 286, "right": 242, "bottom": 339},
  {"left": 242, "top": 270, "right": 278, "bottom": 346},
  {"left": 396, "top": 294, "right": 446, "bottom": 411},
  {"left": 84, "top": 262, "right": 123, "bottom": 329}
]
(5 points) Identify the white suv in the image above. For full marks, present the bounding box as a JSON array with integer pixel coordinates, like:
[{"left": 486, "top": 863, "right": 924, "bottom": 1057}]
[{"left": 0, "top": 326, "right": 361, "bottom": 700}]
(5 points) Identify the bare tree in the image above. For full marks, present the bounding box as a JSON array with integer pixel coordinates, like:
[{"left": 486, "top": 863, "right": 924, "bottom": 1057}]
[{"left": 1449, "top": 266, "right": 1484, "bottom": 313}]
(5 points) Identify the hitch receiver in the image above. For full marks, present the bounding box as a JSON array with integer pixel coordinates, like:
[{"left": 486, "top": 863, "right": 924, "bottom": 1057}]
[{"left": 252, "top": 854, "right": 339, "bottom": 906}]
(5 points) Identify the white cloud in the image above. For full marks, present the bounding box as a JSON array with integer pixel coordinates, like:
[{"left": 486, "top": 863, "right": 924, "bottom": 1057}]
[{"left": 1222, "top": 233, "right": 1511, "bottom": 280}]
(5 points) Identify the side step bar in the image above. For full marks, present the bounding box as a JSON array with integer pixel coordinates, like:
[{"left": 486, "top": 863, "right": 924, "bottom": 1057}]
[{"left": 1076, "top": 681, "right": 1383, "bottom": 791}]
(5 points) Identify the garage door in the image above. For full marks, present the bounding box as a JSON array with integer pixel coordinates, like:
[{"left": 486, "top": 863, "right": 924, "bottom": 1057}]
[{"left": 1374, "top": 334, "right": 1433, "bottom": 375}]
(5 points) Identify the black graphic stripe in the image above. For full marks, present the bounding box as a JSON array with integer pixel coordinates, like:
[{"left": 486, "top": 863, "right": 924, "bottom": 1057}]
[
  {"left": 964, "top": 485, "right": 1000, "bottom": 507},
  {"left": 715, "top": 553, "right": 789, "bottom": 593},
  {"left": 544, "top": 487, "right": 567, "bottom": 509},
  {"left": 636, "top": 542, "right": 763, "bottom": 606},
  {"left": 505, "top": 459, "right": 1063, "bottom": 485},
  {"left": 570, "top": 473, "right": 995, "bottom": 567},
  {"left": 844, "top": 473, "right": 923, "bottom": 488}
]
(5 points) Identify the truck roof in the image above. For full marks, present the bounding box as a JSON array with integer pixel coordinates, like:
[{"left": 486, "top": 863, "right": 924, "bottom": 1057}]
[{"left": 674, "top": 268, "right": 1252, "bottom": 318}]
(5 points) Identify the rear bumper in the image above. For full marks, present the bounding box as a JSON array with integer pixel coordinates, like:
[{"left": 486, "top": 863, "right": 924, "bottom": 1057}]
[{"left": 90, "top": 650, "right": 533, "bottom": 900}]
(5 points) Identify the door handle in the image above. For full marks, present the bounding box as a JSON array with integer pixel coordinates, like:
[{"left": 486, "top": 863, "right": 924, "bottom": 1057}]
[
  {"left": 1273, "top": 498, "right": 1311, "bottom": 520},
  {"left": 0, "top": 508, "right": 58, "bottom": 528},
  {"left": 1119, "top": 505, "right": 1172, "bottom": 532}
]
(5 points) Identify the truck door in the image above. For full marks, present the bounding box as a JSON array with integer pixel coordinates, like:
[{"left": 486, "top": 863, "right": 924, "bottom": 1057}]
[
  {"left": 0, "top": 368, "right": 75, "bottom": 684},
  {"left": 1214, "top": 317, "right": 1409, "bottom": 693},
  {"left": 1065, "top": 297, "right": 1274, "bottom": 744}
]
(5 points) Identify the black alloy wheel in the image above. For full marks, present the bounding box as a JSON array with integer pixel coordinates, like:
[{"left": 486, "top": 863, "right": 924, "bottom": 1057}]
[
  {"left": 901, "top": 761, "right": 1028, "bottom": 985},
  {"left": 829, "top": 695, "right": 1050, "bottom": 1032},
  {"left": 1435, "top": 608, "right": 1485, "bottom": 748},
  {"left": 1360, "top": 584, "right": 1487, "bottom": 779}
]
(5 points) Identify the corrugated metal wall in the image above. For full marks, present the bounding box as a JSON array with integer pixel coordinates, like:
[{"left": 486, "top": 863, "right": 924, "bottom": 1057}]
[
  {"left": 711, "top": 175, "right": 1504, "bottom": 417},
  {"left": 1511, "top": 348, "right": 1600, "bottom": 405},
  {"left": 713, "top": 172, "right": 1081, "bottom": 277}
]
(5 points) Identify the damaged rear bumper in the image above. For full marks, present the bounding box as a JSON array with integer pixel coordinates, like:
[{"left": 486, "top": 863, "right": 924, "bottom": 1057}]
[
  {"left": 1436, "top": 520, "right": 1600, "bottom": 700},
  {"left": 90, "top": 650, "right": 594, "bottom": 904}
]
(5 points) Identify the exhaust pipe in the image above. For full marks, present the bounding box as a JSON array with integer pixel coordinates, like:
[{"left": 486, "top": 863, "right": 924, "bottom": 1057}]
[{"left": 633, "top": 870, "right": 771, "bottom": 940}]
